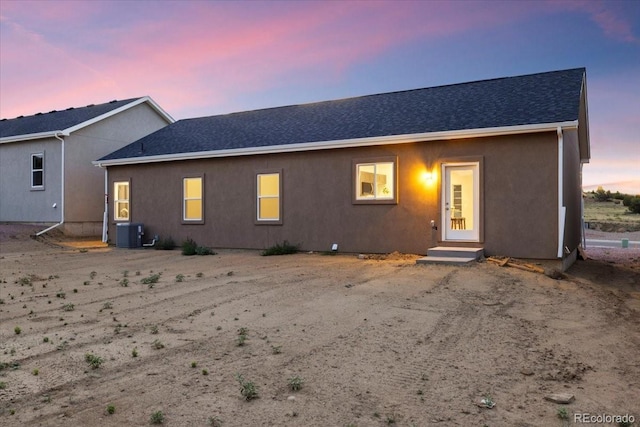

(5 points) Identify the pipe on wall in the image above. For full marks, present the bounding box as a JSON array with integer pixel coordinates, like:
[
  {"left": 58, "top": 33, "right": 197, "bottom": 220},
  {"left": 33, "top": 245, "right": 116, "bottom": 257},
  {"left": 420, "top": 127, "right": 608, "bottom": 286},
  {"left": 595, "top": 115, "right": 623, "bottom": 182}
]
[
  {"left": 36, "top": 132, "right": 65, "bottom": 236},
  {"left": 556, "top": 127, "right": 565, "bottom": 258}
]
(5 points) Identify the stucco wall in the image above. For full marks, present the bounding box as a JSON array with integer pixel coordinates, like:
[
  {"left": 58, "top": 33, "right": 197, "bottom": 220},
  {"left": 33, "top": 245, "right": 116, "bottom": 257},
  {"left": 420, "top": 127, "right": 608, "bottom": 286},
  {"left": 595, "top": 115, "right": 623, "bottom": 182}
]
[
  {"left": 0, "top": 138, "right": 62, "bottom": 222},
  {"left": 64, "top": 103, "right": 170, "bottom": 228},
  {"left": 563, "top": 129, "right": 582, "bottom": 254},
  {"left": 107, "top": 132, "right": 559, "bottom": 258}
]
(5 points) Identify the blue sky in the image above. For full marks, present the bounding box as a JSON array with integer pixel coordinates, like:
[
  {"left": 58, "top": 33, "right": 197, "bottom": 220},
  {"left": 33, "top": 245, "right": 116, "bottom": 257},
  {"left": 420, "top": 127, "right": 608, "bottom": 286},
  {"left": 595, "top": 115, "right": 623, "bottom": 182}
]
[{"left": 1, "top": 0, "right": 638, "bottom": 190}]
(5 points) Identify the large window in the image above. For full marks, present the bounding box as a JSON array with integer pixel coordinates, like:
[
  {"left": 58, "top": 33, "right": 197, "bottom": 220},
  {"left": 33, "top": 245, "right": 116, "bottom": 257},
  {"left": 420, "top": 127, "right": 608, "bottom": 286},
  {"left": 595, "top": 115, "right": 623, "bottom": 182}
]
[
  {"left": 31, "top": 153, "right": 44, "bottom": 189},
  {"left": 354, "top": 158, "right": 396, "bottom": 203},
  {"left": 183, "top": 177, "right": 203, "bottom": 222},
  {"left": 257, "top": 172, "right": 281, "bottom": 222},
  {"left": 114, "top": 181, "right": 130, "bottom": 221}
]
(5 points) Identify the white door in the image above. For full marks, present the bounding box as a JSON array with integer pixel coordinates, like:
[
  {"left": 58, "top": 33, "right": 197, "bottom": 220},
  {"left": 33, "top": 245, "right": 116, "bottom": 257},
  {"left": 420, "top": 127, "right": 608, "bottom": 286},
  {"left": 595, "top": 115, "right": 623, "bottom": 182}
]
[{"left": 442, "top": 163, "right": 479, "bottom": 241}]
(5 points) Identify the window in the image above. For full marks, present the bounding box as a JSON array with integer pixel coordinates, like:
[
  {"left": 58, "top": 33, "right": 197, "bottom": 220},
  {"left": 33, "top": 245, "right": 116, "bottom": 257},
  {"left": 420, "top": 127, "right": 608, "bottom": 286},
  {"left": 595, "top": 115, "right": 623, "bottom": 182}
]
[
  {"left": 31, "top": 153, "right": 44, "bottom": 189},
  {"left": 257, "top": 172, "right": 281, "bottom": 222},
  {"left": 114, "top": 181, "right": 130, "bottom": 221},
  {"left": 354, "top": 158, "right": 396, "bottom": 203},
  {"left": 183, "top": 177, "right": 203, "bottom": 222}
]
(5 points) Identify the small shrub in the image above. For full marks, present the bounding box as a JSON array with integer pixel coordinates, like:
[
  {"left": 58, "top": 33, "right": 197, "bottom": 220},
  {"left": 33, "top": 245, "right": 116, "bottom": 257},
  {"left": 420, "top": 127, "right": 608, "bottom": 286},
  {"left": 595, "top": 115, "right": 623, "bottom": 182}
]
[
  {"left": 14, "top": 326, "right": 21, "bottom": 335},
  {"left": 175, "top": 274, "right": 185, "bottom": 283},
  {"left": 102, "top": 301, "right": 113, "bottom": 311},
  {"left": 236, "top": 327, "right": 248, "bottom": 346},
  {"left": 132, "top": 347, "right": 138, "bottom": 358},
  {"left": 141, "top": 273, "right": 161, "bottom": 285},
  {"left": 235, "top": 373, "right": 258, "bottom": 400},
  {"left": 89, "top": 271, "right": 97, "bottom": 279},
  {"left": 181, "top": 238, "right": 198, "bottom": 256},
  {"left": 0, "top": 381, "right": 6, "bottom": 389},
  {"left": 150, "top": 410, "right": 164, "bottom": 424},
  {"left": 261, "top": 240, "right": 299, "bottom": 256},
  {"left": 195, "top": 246, "right": 216, "bottom": 255},
  {"left": 150, "top": 325, "right": 159, "bottom": 334},
  {"left": 32, "top": 368, "right": 39, "bottom": 376},
  {"left": 152, "top": 339, "right": 165, "bottom": 349},
  {"left": 271, "top": 345, "right": 282, "bottom": 354},
  {"left": 62, "top": 303, "right": 75, "bottom": 312},
  {"left": 106, "top": 404, "right": 116, "bottom": 414},
  {"left": 43, "top": 337, "right": 49, "bottom": 343},
  {"left": 557, "top": 407, "right": 569, "bottom": 420},
  {"left": 85, "top": 353, "right": 103, "bottom": 369},
  {"left": 56, "top": 291, "right": 66, "bottom": 299},
  {"left": 156, "top": 236, "right": 175, "bottom": 250},
  {"left": 120, "top": 278, "right": 129, "bottom": 287},
  {"left": 202, "top": 369, "right": 209, "bottom": 376},
  {"left": 196, "top": 272, "right": 204, "bottom": 278},
  {"left": 207, "top": 416, "right": 222, "bottom": 427},
  {"left": 288, "top": 376, "right": 304, "bottom": 391},
  {"left": 191, "top": 361, "right": 197, "bottom": 368}
]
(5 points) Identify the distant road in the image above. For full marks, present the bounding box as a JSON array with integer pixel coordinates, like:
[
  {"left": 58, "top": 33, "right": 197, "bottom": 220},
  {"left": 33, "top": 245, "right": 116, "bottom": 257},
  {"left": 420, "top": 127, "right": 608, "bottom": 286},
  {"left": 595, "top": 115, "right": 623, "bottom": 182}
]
[{"left": 585, "top": 239, "right": 640, "bottom": 249}]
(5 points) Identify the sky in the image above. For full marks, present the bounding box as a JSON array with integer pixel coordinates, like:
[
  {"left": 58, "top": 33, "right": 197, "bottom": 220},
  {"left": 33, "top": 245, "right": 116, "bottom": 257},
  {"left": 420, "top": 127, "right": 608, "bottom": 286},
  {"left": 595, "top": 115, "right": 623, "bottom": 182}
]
[{"left": 1, "top": 0, "right": 638, "bottom": 192}]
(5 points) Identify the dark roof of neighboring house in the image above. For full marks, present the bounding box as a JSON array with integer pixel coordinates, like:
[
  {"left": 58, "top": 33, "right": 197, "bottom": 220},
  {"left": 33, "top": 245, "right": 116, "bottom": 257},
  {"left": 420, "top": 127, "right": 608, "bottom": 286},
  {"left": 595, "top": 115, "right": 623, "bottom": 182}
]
[
  {"left": 99, "top": 68, "right": 586, "bottom": 162},
  {"left": 0, "top": 98, "right": 143, "bottom": 139}
]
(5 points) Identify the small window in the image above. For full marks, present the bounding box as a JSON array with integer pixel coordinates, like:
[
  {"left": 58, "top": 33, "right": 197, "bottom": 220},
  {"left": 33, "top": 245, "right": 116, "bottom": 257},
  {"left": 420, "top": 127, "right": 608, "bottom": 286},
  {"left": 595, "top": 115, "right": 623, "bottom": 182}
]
[
  {"left": 114, "top": 181, "right": 130, "bottom": 221},
  {"left": 354, "top": 159, "right": 396, "bottom": 203},
  {"left": 31, "top": 153, "right": 44, "bottom": 189},
  {"left": 257, "top": 172, "right": 281, "bottom": 222},
  {"left": 183, "top": 177, "right": 203, "bottom": 222}
]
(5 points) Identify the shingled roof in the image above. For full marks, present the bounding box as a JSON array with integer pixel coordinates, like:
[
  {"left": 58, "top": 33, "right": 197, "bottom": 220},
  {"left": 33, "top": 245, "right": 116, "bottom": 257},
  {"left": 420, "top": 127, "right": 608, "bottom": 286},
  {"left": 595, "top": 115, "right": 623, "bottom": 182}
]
[
  {"left": 0, "top": 97, "right": 173, "bottom": 141},
  {"left": 98, "top": 68, "right": 586, "bottom": 164}
]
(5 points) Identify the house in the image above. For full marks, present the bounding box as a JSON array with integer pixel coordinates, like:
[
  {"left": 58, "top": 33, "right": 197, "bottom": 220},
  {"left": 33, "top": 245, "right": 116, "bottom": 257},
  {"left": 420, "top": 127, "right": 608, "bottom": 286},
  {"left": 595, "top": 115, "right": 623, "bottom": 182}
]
[
  {"left": 95, "top": 69, "right": 590, "bottom": 269},
  {"left": 0, "top": 97, "right": 174, "bottom": 236}
]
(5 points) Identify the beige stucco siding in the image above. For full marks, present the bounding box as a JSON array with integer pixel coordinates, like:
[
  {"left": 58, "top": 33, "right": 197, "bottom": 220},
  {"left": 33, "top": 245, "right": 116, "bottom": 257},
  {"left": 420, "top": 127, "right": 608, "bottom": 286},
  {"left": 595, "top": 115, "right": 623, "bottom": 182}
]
[
  {"left": 107, "top": 132, "right": 560, "bottom": 258},
  {"left": 65, "top": 103, "right": 170, "bottom": 226}
]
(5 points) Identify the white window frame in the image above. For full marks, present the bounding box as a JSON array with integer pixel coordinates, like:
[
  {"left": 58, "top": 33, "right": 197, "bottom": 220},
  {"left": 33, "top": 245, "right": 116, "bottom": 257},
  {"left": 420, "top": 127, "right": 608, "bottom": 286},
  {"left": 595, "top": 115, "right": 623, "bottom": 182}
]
[
  {"left": 113, "top": 181, "right": 130, "bottom": 221},
  {"left": 353, "top": 157, "right": 397, "bottom": 204},
  {"left": 256, "top": 171, "right": 282, "bottom": 224},
  {"left": 183, "top": 176, "right": 204, "bottom": 223},
  {"left": 31, "top": 153, "right": 44, "bottom": 190}
]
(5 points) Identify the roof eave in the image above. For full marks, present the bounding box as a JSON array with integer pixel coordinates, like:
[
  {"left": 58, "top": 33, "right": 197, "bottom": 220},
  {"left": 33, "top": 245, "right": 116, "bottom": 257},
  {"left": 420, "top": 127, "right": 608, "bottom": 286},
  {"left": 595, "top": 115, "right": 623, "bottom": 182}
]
[
  {"left": 1, "top": 96, "right": 175, "bottom": 143},
  {"left": 93, "top": 120, "right": 578, "bottom": 167}
]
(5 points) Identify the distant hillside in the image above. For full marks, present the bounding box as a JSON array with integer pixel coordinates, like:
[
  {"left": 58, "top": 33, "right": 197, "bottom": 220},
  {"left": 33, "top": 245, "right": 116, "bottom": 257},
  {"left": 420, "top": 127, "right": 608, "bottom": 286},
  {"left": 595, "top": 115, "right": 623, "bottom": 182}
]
[{"left": 583, "top": 180, "right": 640, "bottom": 195}]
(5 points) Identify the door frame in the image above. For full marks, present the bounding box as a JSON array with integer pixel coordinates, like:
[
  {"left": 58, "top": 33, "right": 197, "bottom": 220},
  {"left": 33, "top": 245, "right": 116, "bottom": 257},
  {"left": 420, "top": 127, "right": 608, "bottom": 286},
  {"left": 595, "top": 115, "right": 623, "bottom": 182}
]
[{"left": 441, "top": 161, "right": 481, "bottom": 242}]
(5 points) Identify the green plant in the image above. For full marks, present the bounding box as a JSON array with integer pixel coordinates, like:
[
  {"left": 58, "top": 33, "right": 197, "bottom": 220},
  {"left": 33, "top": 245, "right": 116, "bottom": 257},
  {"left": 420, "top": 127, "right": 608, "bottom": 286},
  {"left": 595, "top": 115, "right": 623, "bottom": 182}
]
[
  {"left": 195, "top": 246, "right": 216, "bottom": 255},
  {"left": 0, "top": 381, "right": 7, "bottom": 389},
  {"left": 43, "top": 337, "right": 49, "bottom": 343},
  {"left": 196, "top": 272, "right": 204, "bottom": 278},
  {"left": 32, "top": 368, "right": 39, "bottom": 376},
  {"left": 132, "top": 347, "right": 138, "bottom": 358},
  {"left": 106, "top": 404, "right": 116, "bottom": 415},
  {"left": 90, "top": 271, "right": 97, "bottom": 279},
  {"left": 182, "top": 238, "right": 198, "bottom": 255},
  {"left": 102, "top": 301, "right": 113, "bottom": 310},
  {"left": 156, "top": 236, "right": 176, "bottom": 250},
  {"left": 14, "top": 326, "right": 21, "bottom": 335},
  {"left": 18, "top": 276, "right": 32, "bottom": 286},
  {"left": 85, "top": 353, "right": 103, "bottom": 369},
  {"left": 150, "top": 410, "right": 164, "bottom": 424},
  {"left": 271, "top": 345, "right": 282, "bottom": 354},
  {"left": 56, "top": 291, "right": 66, "bottom": 299},
  {"left": 482, "top": 394, "right": 495, "bottom": 408},
  {"left": 62, "top": 303, "right": 75, "bottom": 312},
  {"left": 261, "top": 240, "right": 300, "bottom": 256},
  {"left": 202, "top": 368, "right": 209, "bottom": 376},
  {"left": 288, "top": 376, "right": 304, "bottom": 391},
  {"left": 207, "top": 416, "right": 222, "bottom": 427},
  {"left": 152, "top": 339, "right": 165, "bottom": 349},
  {"left": 386, "top": 414, "right": 396, "bottom": 424},
  {"left": 236, "top": 327, "right": 248, "bottom": 346},
  {"left": 120, "top": 278, "right": 129, "bottom": 287},
  {"left": 557, "top": 407, "right": 569, "bottom": 420},
  {"left": 175, "top": 274, "right": 185, "bottom": 283},
  {"left": 141, "top": 273, "right": 161, "bottom": 285},
  {"left": 123, "top": 270, "right": 129, "bottom": 277},
  {"left": 191, "top": 361, "right": 197, "bottom": 368},
  {"left": 150, "top": 325, "right": 159, "bottom": 334},
  {"left": 235, "top": 373, "right": 259, "bottom": 400}
]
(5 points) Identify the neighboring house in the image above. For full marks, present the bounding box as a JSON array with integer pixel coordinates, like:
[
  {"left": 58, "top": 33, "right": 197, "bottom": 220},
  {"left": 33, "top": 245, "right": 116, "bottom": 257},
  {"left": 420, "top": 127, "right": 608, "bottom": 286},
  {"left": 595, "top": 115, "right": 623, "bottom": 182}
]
[
  {"left": 0, "top": 97, "right": 174, "bottom": 236},
  {"left": 95, "top": 69, "right": 590, "bottom": 269}
]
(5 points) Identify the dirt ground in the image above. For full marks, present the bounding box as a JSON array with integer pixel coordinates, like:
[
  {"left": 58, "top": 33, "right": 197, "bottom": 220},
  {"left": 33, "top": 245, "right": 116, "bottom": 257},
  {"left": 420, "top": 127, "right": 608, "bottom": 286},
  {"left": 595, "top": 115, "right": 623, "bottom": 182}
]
[{"left": 1, "top": 225, "right": 639, "bottom": 427}]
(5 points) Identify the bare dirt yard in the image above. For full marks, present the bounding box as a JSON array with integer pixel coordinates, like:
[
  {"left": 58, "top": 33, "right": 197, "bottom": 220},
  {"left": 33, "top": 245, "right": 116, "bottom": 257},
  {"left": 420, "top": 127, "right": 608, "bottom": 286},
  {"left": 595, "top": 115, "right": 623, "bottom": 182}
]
[{"left": 1, "top": 225, "right": 639, "bottom": 426}]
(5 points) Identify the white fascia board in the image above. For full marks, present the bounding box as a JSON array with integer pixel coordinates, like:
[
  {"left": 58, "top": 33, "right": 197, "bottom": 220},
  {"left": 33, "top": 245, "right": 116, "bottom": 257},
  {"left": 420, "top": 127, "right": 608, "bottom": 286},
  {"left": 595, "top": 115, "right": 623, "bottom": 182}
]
[
  {"left": 64, "top": 97, "right": 175, "bottom": 134},
  {"left": 93, "top": 120, "right": 578, "bottom": 167},
  {"left": 0, "top": 130, "right": 68, "bottom": 144},
  {"left": 2, "top": 97, "right": 175, "bottom": 144}
]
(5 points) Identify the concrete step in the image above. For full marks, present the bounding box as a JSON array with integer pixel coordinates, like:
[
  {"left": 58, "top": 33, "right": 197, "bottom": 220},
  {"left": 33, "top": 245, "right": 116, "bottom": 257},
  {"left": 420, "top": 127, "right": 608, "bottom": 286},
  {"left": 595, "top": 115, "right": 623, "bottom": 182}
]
[
  {"left": 427, "top": 246, "right": 484, "bottom": 260},
  {"left": 416, "top": 256, "right": 476, "bottom": 266}
]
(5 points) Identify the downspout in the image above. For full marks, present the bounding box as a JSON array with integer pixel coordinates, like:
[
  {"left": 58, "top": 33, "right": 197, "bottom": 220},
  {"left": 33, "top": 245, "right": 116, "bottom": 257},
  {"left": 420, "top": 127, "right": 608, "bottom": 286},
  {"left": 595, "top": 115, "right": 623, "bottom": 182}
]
[
  {"left": 36, "top": 132, "right": 65, "bottom": 236},
  {"left": 557, "top": 127, "right": 566, "bottom": 258},
  {"left": 102, "top": 167, "right": 108, "bottom": 243}
]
